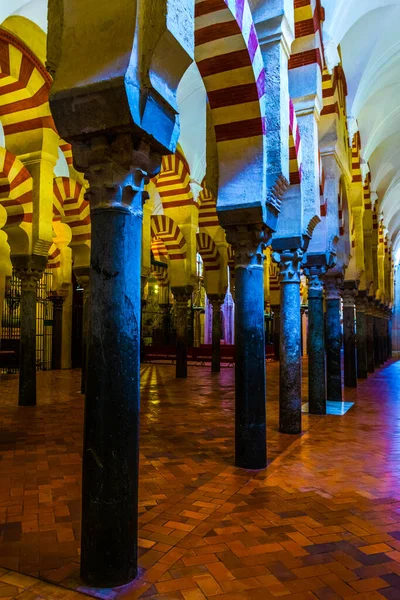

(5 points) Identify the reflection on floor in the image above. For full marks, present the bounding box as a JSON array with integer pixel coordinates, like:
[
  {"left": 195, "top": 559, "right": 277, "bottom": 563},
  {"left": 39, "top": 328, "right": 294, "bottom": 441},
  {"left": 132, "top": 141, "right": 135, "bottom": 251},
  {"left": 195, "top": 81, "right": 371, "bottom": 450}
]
[
  {"left": 0, "top": 359, "right": 400, "bottom": 599},
  {"left": 302, "top": 401, "right": 355, "bottom": 415}
]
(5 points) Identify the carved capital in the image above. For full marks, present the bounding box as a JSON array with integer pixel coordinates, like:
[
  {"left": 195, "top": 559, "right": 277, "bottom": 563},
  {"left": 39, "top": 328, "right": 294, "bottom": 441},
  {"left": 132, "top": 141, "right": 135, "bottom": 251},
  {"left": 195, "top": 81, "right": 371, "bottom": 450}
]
[
  {"left": 73, "top": 134, "right": 161, "bottom": 213},
  {"left": 15, "top": 269, "right": 43, "bottom": 293},
  {"left": 49, "top": 294, "right": 66, "bottom": 309},
  {"left": 208, "top": 294, "right": 225, "bottom": 310},
  {"left": 342, "top": 288, "right": 357, "bottom": 309},
  {"left": 272, "top": 249, "right": 303, "bottom": 284},
  {"left": 12, "top": 255, "right": 47, "bottom": 293},
  {"left": 323, "top": 276, "right": 343, "bottom": 301},
  {"left": 303, "top": 265, "right": 327, "bottom": 298},
  {"left": 225, "top": 225, "right": 270, "bottom": 269},
  {"left": 172, "top": 286, "right": 193, "bottom": 310},
  {"left": 355, "top": 296, "right": 368, "bottom": 312}
]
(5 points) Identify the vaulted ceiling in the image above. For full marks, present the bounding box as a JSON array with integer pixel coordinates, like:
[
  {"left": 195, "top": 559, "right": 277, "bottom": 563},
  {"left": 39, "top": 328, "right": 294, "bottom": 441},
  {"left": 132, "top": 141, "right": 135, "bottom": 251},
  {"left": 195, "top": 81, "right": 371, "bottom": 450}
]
[{"left": 323, "top": 0, "right": 400, "bottom": 257}]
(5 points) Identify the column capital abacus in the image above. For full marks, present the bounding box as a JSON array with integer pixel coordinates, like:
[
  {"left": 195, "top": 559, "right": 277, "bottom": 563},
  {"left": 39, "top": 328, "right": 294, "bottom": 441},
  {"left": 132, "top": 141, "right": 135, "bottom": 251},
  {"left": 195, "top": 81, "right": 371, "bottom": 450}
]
[
  {"left": 272, "top": 249, "right": 303, "bottom": 284},
  {"left": 11, "top": 255, "right": 47, "bottom": 293},
  {"left": 73, "top": 134, "right": 161, "bottom": 214},
  {"left": 15, "top": 269, "right": 44, "bottom": 293},
  {"left": 323, "top": 275, "right": 344, "bottom": 301},
  {"left": 225, "top": 224, "right": 271, "bottom": 269},
  {"left": 208, "top": 294, "right": 225, "bottom": 310},
  {"left": 303, "top": 264, "right": 327, "bottom": 298},
  {"left": 49, "top": 293, "right": 67, "bottom": 309},
  {"left": 342, "top": 288, "right": 358, "bottom": 309},
  {"left": 171, "top": 286, "right": 193, "bottom": 309}
]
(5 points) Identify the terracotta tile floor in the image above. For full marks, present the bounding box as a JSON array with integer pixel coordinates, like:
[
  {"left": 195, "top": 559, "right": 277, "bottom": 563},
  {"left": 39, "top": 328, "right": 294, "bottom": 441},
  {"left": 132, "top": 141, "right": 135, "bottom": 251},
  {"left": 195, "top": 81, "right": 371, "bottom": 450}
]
[{"left": 1, "top": 359, "right": 400, "bottom": 600}]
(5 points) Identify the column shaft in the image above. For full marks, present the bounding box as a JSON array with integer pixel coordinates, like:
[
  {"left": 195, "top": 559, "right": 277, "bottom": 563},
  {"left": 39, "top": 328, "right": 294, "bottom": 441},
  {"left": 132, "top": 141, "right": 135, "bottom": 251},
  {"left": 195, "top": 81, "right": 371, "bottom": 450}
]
[
  {"left": 272, "top": 307, "right": 280, "bottom": 360},
  {"left": 343, "top": 291, "right": 357, "bottom": 388},
  {"left": 366, "top": 311, "right": 375, "bottom": 373},
  {"left": 51, "top": 297, "right": 64, "bottom": 370},
  {"left": 379, "top": 316, "right": 385, "bottom": 365},
  {"left": 356, "top": 301, "right": 368, "bottom": 379},
  {"left": 326, "top": 298, "right": 342, "bottom": 401},
  {"left": 373, "top": 315, "right": 381, "bottom": 367},
  {"left": 235, "top": 262, "right": 266, "bottom": 467},
  {"left": 308, "top": 289, "right": 325, "bottom": 415},
  {"left": 209, "top": 296, "right": 224, "bottom": 373},
  {"left": 279, "top": 280, "right": 302, "bottom": 431},
  {"left": 19, "top": 288, "right": 37, "bottom": 406},
  {"left": 273, "top": 250, "right": 303, "bottom": 434},
  {"left": 81, "top": 205, "right": 142, "bottom": 587},
  {"left": 172, "top": 288, "right": 192, "bottom": 379},
  {"left": 13, "top": 256, "right": 46, "bottom": 407}
]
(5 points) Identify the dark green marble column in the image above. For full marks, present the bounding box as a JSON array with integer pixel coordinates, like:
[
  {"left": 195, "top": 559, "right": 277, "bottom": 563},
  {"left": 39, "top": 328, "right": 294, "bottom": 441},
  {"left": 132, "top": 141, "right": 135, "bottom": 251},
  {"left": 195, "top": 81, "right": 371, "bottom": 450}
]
[
  {"left": 208, "top": 294, "right": 225, "bottom": 373},
  {"left": 304, "top": 266, "right": 326, "bottom": 415},
  {"left": 171, "top": 287, "right": 193, "bottom": 379},
  {"left": 366, "top": 299, "right": 375, "bottom": 373},
  {"left": 79, "top": 136, "right": 158, "bottom": 588},
  {"left": 272, "top": 249, "right": 303, "bottom": 434},
  {"left": 12, "top": 255, "right": 47, "bottom": 407},
  {"left": 50, "top": 294, "right": 65, "bottom": 370},
  {"left": 272, "top": 305, "right": 280, "bottom": 360},
  {"left": 324, "top": 277, "right": 343, "bottom": 402},
  {"left": 73, "top": 267, "right": 90, "bottom": 394},
  {"left": 228, "top": 226, "right": 270, "bottom": 470},
  {"left": 342, "top": 285, "right": 357, "bottom": 388},
  {"left": 373, "top": 308, "right": 381, "bottom": 367},
  {"left": 356, "top": 294, "right": 368, "bottom": 379}
]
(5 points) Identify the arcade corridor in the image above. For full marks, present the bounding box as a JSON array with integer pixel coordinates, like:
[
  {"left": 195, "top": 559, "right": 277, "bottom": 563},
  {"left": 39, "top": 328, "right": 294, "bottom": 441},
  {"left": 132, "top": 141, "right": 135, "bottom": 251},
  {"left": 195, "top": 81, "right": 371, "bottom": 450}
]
[{"left": 0, "top": 360, "right": 400, "bottom": 600}]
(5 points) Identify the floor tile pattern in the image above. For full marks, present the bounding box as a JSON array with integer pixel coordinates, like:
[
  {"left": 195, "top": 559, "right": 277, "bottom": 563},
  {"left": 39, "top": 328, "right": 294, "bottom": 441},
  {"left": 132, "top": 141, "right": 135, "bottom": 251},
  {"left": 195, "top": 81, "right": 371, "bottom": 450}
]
[{"left": 0, "top": 359, "right": 400, "bottom": 600}]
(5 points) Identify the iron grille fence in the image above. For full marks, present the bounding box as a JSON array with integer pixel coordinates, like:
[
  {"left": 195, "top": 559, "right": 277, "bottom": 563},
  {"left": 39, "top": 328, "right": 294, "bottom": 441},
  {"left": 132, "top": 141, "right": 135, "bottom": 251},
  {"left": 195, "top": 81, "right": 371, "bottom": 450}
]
[{"left": 1, "top": 270, "right": 54, "bottom": 373}]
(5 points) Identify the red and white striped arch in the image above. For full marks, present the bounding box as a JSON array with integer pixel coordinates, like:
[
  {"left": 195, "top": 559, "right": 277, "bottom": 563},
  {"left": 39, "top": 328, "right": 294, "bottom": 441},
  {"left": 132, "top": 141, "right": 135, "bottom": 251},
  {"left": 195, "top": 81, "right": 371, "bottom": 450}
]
[
  {"left": 196, "top": 232, "right": 220, "bottom": 271},
  {"left": 151, "top": 237, "right": 169, "bottom": 263},
  {"left": 0, "top": 30, "right": 55, "bottom": 139},
  {"left": 59, "top": 140, "right": 73, "bottom": 167},
  {"left": 47, "top": 243, "right": 61, "bottom": 269},
  {"left": 151, "top": 264, "right": 169, "bottom": 287},
  {"left": 198, "top": 181, "right": 219, "bottom": 229},
  {"left": 289, "top": 99, "right": 302, "bottom": 185},
  {"left": 151, "top": 215, "right": 187, "bottom": 260},
  {"left": 195, "top": 0, "right": 266, "bottom": 210},
  {"left": 0, "top": 147, "right": 33, "bottom": 230},
  {"left": 155, "top": 153, "right": 195, "bottom": 210},
  {"left": 53, "top": 177, "right": 90, "bottom": 245}
]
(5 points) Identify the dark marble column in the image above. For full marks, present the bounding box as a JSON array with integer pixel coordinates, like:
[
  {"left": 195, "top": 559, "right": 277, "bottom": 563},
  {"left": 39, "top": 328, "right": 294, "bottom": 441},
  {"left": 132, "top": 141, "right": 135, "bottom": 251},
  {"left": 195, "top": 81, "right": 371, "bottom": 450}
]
[
  {"left": 304, "top": 266, "right": 326, "bottom": 415},
  {"left": 159, "top": 303, "right": 171, "bottom": 344},
  {"left": 388, "top": 312, "right": 393, "bottom": 358},
  {"left": 373, "top": 309, "right": 381, "bottom": 368},
  {"left": 171, "top": 286, "right": 193, "bottom": 379},
  {"left": 74, "top": 267, "right": 90, "bottom": 394},
  {"left": 382, "top": 312, "right": 388, "bottom": 362},
  {"left": 79, "top": 135, "right": 159, "bottom": 588},
  {"left": 12, "top": 255, "right": 46, "bottom": 407},
  {"left": 272, "top": 305, "right": 280, "bottom": 360},
  {"left": 227, "top": 226, "right": 269, "bottom": 469},
  {"left": 366, "top": 300, "right": 375, "bottom": 373},
  {"left": 50, "top": 294, "right": 66, "bottom": 370},
  {"left": 355, "top": 294, "right": 368, "bottom": 379},
  {"left": 208, "top": 294, "right": 225, "bottom": 373},
  {"left": 378, "top": 306, "right": 386, "bottom": 366},
  {"left": 272, "top": 249, "right": 303, "bottom": 434},
  {"left": 342, "top": 285, "right": 357, "bottom": 388},
  {"left": 324, "top": 277, "right": 343, "bottom": 402}
]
